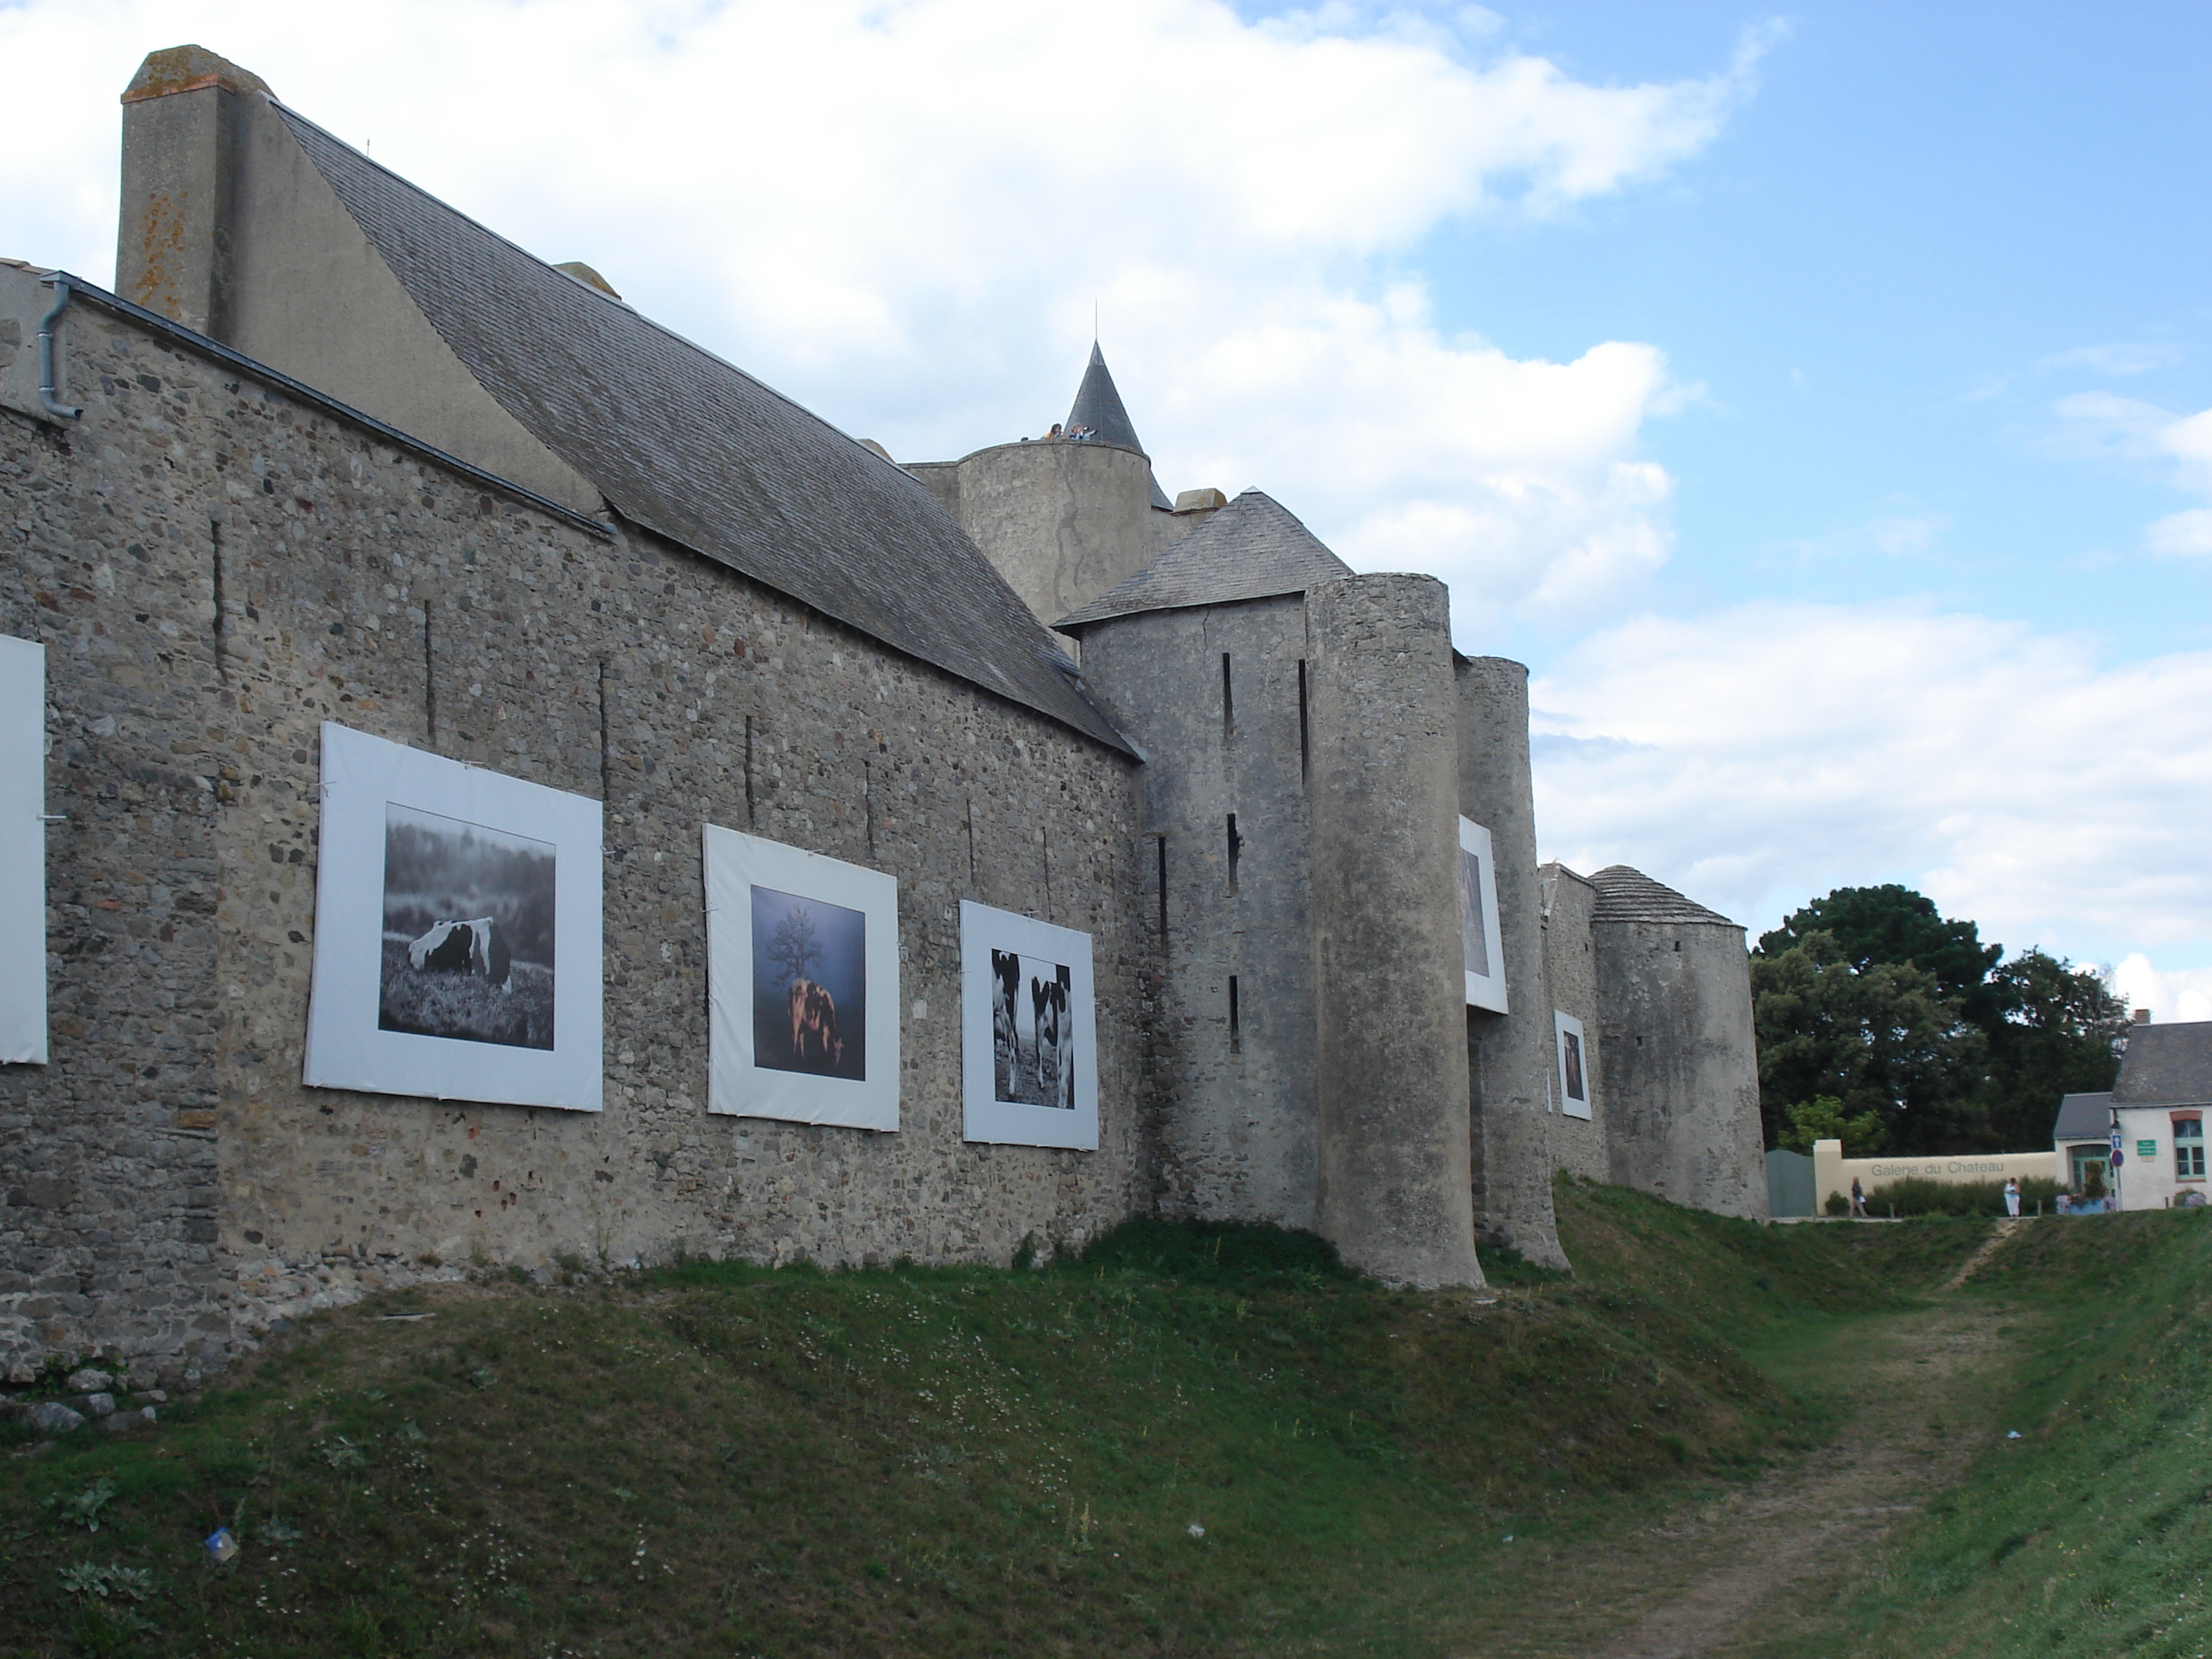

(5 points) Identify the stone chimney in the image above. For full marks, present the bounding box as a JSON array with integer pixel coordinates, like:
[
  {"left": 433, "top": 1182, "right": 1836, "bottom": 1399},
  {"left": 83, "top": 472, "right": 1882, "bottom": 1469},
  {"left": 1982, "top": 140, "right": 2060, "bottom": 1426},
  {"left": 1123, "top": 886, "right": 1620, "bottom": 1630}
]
[
  {"left": 115, "top": 45, "right": 273, "bottom": 337},
  {"left": 2133, "top": 1008, "right": 2152, "bottom": 1024}
]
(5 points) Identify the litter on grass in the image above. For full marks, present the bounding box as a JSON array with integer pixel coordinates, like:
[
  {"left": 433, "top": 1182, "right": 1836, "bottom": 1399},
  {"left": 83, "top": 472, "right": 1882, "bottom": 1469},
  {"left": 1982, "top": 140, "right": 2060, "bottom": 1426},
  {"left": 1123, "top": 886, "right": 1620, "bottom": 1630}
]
[{"left": 206, "top": 1527, "right": 240, "bottom": 1563}]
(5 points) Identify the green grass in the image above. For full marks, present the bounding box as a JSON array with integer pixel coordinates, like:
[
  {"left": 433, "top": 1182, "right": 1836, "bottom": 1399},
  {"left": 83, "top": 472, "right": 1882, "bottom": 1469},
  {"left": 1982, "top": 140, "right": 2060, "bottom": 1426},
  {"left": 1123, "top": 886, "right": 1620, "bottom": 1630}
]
[
  {"left": 0, "top": 1185, "right": 1995, "bottom": 1657},
  {"left": 1770, "top": 1206, "right": 2212, "bottom": 1659}
]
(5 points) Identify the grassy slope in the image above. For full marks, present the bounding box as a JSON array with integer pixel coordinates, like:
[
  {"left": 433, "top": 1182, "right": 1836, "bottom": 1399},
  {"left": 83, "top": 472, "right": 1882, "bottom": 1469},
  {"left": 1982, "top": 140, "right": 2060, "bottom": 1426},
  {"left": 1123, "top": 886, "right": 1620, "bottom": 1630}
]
[
  {"left": 0, "top": 1186, "right": 1988, "bottom": 1659},
  {"left": 1789, "top": 1207, "right": 2212, "bottom": 1659}
]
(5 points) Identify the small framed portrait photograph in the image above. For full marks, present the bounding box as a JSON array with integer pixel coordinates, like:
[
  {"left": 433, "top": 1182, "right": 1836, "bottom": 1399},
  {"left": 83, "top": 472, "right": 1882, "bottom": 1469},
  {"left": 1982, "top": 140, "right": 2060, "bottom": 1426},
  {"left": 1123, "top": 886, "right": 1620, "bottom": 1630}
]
[
  {"left": 302, "top": 723, "right": 603, "bottom": 1111},
  {"left": 704, "top": 823, "right": 899, "bottom": 1130},
  {"left": 1554, "top": 1009, "right": 1591, "bottom": 1121},
  {"left": 1458, "top": 817, "right": 1508, "bottom": 1014},
  {"left": 959, "top": 900, "right": 1098, "bottom": 1150}
]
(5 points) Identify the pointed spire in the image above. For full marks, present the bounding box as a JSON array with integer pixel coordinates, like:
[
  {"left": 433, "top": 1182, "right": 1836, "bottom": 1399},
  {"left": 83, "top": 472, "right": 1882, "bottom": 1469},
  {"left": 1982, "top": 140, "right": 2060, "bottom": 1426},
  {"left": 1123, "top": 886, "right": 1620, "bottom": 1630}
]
[
  {"left": 1066, "top": 344, "right": 1171, "bottom": 508},
  {"left": 1067, "top": 343, "right": 1144, "bottom": 452}
]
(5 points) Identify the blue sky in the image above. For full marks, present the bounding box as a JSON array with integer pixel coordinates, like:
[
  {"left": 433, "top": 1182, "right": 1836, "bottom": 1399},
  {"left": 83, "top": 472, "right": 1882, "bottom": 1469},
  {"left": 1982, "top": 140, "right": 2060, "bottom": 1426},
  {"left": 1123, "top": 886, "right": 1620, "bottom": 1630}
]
[
  {"left": 6, "top": 0, "right": 2210, "bottom": 1009},
  {"left": 1434, "top": 2, "right": 2212, "bottom": 663}
]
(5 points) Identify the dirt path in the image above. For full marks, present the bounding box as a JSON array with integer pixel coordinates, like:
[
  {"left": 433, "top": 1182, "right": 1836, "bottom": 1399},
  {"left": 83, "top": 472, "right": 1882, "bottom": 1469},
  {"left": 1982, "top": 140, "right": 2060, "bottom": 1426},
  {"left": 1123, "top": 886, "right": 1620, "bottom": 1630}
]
[
  {"left": 1939, "top": 1217, "right": 2023, "bottom": 1291},
  {"left": 1458, "top": 1269, "right": 2030, "bottom": 1659}
]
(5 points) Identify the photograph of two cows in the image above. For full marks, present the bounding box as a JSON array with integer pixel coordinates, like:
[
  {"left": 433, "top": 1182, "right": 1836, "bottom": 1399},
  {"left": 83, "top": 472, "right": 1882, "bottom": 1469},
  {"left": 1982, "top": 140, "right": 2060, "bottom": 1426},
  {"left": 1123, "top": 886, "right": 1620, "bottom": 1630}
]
[{"left": 991, "top": 950, "right": 1075, "bottom": 1111}]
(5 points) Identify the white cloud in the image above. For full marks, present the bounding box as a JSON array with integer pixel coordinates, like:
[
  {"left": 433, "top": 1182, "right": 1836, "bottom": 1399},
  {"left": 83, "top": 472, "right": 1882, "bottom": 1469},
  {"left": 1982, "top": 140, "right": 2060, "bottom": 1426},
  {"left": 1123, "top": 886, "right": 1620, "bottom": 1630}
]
[
  {"left": 0, "top": 0, "right": 1773, "bottom": 624},
  {"left": 2111, "top": 957, "right": 2212, "bottom": 1025},
  {"left": 1530, "top": 599, "right": 2212, "bottom": 966},
  {"left": 2049, "top": 392, "right": 2212, "bottom": 557},
  {"left": 2035, "top": 342, "right": 2181, "bottom": 377}
]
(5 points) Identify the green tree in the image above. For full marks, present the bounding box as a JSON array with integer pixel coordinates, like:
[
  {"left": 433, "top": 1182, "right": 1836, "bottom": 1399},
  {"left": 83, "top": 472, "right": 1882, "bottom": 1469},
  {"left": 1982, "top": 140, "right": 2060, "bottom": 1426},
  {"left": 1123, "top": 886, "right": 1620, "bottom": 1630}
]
[
  {"left": 1758, "top": 884, "right": 2003, "bottom": 1024},
  {"left": 1979, "top": 948, "right": 2125, "bottom": 1148},
  {"left": 1750, "top": 930, "right": 1988, "bottom": 1155},
  {"left": 1774, "top": 1095, "right": 1888, "bottom": 1156}
]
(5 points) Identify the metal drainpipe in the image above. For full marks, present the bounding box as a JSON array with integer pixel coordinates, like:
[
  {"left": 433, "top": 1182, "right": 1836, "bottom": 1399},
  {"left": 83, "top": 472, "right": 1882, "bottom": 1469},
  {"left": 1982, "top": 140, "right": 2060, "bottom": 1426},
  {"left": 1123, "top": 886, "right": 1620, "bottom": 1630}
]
[{"left": 38, "top": 276, "right": 82, "bottom": 420}]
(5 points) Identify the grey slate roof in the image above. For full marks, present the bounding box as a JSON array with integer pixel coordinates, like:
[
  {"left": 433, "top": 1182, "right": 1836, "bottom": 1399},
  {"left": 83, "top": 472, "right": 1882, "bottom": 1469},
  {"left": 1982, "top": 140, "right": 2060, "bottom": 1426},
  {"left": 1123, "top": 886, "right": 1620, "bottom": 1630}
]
[
  {"left": 1066, "top": 345, "right": 1172, "bottom": 510},
  {"left": 1588, "top": 866, "right": 1739, "bottom": 928},
  {"left": 273, "top": 106, "right": 1128, "bottom": 754},
  {"left": 2053, "top": 1091, "right": 2114, "bottom": 1141},
  {"left": 1053, "top": 489, "right": 1353, "bottom": 631},
  {"left": 2112, "top": 1020, "right": 2212, "bottom": 1107}
]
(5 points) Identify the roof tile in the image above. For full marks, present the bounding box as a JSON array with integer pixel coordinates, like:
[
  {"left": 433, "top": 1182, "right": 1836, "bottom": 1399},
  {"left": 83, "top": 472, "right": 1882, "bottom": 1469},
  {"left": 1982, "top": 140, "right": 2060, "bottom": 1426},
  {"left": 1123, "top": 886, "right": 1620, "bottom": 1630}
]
[
  {"left": 1054, "top": 489, "right": 1352, "bottom": 629},
  {"left": 275, "top": 106, "right": 1128, "bottom": 753},
  {"left": 1588, "top": 866, "right": 1738, "bottom": 928}
]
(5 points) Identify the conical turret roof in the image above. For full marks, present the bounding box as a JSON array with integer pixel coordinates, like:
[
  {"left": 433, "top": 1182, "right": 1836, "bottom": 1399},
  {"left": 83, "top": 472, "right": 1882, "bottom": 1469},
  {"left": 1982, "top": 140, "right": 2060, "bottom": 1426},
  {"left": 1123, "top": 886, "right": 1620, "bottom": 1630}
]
[
  {"left": 1054, "top": 489, "right": 1353, "bottom": 631},
  {"left": 1066, "top": 344, "right": 1172, "bottom": 509},
  {"left": 1588, "top": 866, "right": 1738, "bottom": 927}
]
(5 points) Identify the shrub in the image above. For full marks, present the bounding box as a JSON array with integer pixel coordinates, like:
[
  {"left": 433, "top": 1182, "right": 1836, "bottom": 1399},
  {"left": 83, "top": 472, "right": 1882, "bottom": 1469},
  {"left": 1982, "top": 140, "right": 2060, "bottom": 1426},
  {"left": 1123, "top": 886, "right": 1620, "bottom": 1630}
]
[{"left": 1863, "top": 1176, "right": 2062, "bottom": 1218}]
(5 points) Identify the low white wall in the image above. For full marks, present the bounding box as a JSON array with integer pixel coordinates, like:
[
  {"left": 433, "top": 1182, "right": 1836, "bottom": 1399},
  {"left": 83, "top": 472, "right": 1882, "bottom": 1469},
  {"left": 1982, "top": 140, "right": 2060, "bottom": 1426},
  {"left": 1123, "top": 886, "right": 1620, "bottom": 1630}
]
[{"left": 1811, "top": 1139, "right": 2056, "bottom": 1210}]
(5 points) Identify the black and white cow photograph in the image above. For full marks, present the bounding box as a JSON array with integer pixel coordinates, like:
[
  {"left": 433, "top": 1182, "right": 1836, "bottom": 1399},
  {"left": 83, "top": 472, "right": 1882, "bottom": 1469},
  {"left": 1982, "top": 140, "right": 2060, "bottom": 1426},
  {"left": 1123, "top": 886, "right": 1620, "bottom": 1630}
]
[
  {"left": 378, "top": 804, "right": 557, "bottom": 1049},
  {"left": 991, "top": 949, "right": 1075, "bottom": 1109}
]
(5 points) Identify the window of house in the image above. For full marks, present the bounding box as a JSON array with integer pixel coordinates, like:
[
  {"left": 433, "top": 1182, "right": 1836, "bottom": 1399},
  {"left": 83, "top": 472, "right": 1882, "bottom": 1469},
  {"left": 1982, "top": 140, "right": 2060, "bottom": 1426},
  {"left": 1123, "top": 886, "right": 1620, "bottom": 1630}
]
[{"left": 2176, "top": 1116, "right": 2205, "bottom": 1181}]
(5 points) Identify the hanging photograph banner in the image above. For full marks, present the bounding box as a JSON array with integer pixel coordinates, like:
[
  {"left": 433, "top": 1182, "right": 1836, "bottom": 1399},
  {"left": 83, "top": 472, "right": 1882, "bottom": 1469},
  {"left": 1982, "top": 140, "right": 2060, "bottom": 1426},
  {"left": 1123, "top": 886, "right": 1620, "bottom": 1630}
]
[
  {"left": 1554, "top": 1009, "right": 1591, "bottom": 1121},
  {"left": 704, "top": 823, "right": 899, "bottom": 1131},
  {"left": 959, "top": 900, "right": 1099, "bottom": 1150},
  {"left": 1458, "top": 817, "right": 1508, "bottom": 1014},
  {"left": 0, "top": 635, "right": 46, "bottom": 1065},
  {"left": 302, "top": 723, "right": 603, "bottom": 1111}
]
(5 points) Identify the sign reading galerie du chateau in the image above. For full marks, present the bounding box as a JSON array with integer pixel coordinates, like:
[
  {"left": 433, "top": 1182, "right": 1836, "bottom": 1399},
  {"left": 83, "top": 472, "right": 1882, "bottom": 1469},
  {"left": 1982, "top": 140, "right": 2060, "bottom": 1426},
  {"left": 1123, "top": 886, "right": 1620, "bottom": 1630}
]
[
  {"left": 959, "top": 900, "right": 1099, "bottom": 1150},
  {"left": 703, "top": 824, "right": 899, "bottom": 1131},
  {"left": 303, "top": 723, "right": 605, "bottom": 1111}
]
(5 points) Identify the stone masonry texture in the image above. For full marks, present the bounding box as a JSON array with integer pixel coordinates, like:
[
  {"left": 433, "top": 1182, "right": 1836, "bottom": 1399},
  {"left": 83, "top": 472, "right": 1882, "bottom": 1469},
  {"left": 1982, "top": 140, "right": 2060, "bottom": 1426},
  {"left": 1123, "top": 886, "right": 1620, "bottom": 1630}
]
[
  {"left": 1456, "top": 657, "right": 1568, "bottom": 1269},
  {"left": 1539, "top": 863, "right": 1609, "bottom": 1183},
  {"left": 1306, "top": 575, "right": 1482, "bottom": 1288},
  {"left": 0, "top": 300, "right": 1148, "bottom": 1374}
]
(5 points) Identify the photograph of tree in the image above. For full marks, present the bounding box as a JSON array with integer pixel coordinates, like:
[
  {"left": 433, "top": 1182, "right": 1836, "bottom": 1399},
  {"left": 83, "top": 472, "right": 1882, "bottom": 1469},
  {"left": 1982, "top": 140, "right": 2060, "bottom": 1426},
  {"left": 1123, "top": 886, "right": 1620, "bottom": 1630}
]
[
  {"left": 379, "top": 804, "right": 556, "bottom": 1049},
  {"left": 703, "top": 824, "right": 899, "bottom": 1130},
  {"left": 749, "top": 884, "right": 867, "bottom": 1080}
]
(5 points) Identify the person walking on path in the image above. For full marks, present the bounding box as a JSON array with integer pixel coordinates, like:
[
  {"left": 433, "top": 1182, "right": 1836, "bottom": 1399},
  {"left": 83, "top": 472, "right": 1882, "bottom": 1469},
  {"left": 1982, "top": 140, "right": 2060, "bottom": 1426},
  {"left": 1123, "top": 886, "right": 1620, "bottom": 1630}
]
[
  {"left": 1851, "top": 1177, "right": 1868, "bottom": 1218},
  {"left": 2004, "top": 1177, "right": 2021, "bottom": 1218}
]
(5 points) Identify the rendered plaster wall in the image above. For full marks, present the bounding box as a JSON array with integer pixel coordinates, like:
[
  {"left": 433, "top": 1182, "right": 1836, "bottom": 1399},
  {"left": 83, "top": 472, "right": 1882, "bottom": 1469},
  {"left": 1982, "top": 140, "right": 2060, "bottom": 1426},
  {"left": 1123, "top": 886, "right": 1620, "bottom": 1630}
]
[
  {"left": 907, "top": 441, "right": 1199, "bottom": 632},
  {"left": 116, "top": 71, "right": 600, "bottom": 515},
  {"left": 0, "top": 293, "right": 1151, "bottom": 1374},
  {"left": 1456, "top": 657, "right": 1568, "bottom": 1269},
  {"left": 1073, "top": 594, "right": 1319, "bottom": 1230},
  {"left": 1538, "top": 863, "right": 1609, "bottom": 1183},
  {"left": 1594, "top": 919, "right": 1768, "bottom": 1219},
  {"left": 1307, "top": 575, "right": 1482, "bottom": 1287}
]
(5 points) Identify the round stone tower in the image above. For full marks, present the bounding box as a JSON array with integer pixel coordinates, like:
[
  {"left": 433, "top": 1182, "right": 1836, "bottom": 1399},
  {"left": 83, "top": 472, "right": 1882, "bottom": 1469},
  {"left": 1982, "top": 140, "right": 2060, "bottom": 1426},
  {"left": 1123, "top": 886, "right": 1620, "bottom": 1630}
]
[{"left": 1588, "top": 866, "right": 1768, "bottom": 1219}]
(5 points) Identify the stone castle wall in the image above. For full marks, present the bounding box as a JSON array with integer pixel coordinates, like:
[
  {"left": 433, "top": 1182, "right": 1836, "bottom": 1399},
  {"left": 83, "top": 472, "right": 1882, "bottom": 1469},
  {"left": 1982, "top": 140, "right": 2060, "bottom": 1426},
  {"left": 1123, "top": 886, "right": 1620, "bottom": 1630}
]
[
  {"left": 1539, "top": 863, "right": 1609, "bottom": 1182},
  {"left": 1075, "top": 592, "right": 1320, "bottom": 1230},
  {"left": 1456, "top": 657, "right": 1567, "bottom": 1269},
  {"left": 0, "top": 289, "right": 1151, "bottom": 1375},
  {"left": 1595, "top": 914, "right": 1767, "bottom": 1220}
]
